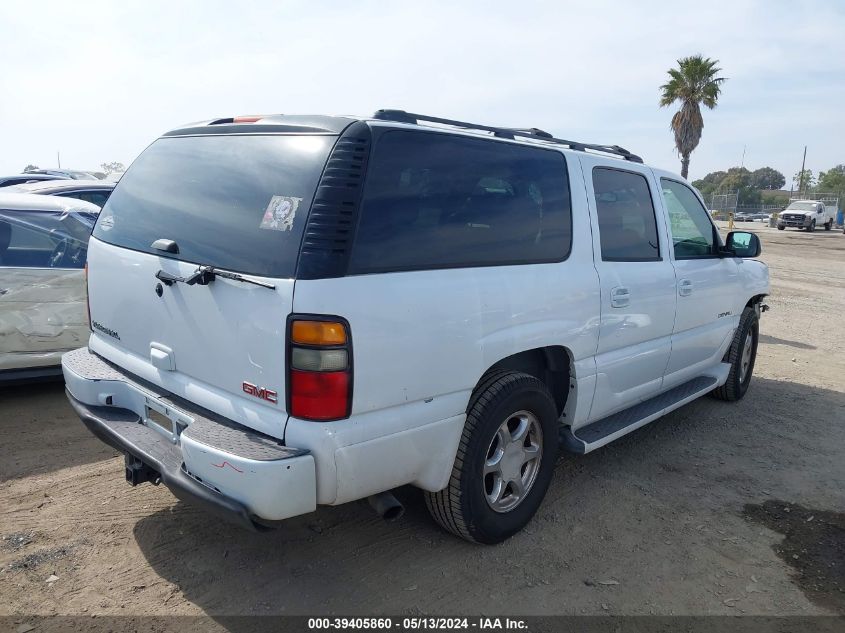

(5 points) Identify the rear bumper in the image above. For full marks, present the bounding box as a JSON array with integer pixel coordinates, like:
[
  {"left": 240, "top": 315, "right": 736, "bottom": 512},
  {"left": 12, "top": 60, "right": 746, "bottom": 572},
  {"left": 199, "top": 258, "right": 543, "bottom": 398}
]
[
  {"left": 67, "top": 392, "right": 260, "bottom": 530},
  {"left": 63, "top": 348, "right": 317, "bottom": 529}
]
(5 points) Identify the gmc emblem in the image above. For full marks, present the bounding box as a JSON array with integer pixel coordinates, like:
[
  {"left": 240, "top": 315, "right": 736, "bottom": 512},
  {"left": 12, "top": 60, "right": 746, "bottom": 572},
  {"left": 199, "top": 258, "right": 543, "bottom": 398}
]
[{"left": 242, "top": 381, "right": 278, "bottom": 404}]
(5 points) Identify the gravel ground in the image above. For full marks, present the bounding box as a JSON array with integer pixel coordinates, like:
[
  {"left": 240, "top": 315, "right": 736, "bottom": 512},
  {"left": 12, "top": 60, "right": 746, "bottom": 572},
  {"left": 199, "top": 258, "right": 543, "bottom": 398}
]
[{"left": 1, "top": 223, "right": 843, "bottom": 624}]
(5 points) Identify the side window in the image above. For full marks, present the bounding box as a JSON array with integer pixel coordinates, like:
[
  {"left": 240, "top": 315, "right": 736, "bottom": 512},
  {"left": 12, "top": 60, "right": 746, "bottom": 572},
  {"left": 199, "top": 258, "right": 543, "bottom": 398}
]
[
  {"left": 0, "top": 209, "right": 95, "bottom": 269},
  {"left": 59, "top": 190, "right": 110, "bottom": 207},
  {"left": 592, "top": 167, "right": 660, "bottom": 261},
  {"left": 349, "top": 131, "right": 572, "bottom": 273},
  {"left": 86, "top": 191, "right": 111, "bottom": 207},
  {"left": 660, "top": 179, "right": 716, "bottom": 259}
]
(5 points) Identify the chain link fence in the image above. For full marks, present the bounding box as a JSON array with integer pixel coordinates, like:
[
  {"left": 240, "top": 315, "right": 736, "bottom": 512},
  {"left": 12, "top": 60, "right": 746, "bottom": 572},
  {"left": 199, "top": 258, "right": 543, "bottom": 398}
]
[{"left": 703, "top": 193, "right": 738, "bottom": 221}]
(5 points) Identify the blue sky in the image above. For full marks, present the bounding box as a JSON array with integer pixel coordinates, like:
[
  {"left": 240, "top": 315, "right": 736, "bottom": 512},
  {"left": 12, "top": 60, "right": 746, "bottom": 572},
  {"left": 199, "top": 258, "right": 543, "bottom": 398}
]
[{"left": 1, "top": 0, "right": 842, "bottom": 183}]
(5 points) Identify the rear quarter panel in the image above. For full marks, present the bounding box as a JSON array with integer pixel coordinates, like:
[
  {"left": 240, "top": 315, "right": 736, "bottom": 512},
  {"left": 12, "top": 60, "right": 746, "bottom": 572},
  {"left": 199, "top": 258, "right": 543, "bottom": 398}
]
[{"left": 288, "top": 150, "right": 600, "bottom": 504}]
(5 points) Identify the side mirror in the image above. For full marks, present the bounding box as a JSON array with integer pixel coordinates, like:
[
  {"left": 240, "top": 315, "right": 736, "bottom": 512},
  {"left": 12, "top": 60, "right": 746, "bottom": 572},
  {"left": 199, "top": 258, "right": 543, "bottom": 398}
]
[{"left": 725, "top": 231, "right": 761, "bottom": 258}]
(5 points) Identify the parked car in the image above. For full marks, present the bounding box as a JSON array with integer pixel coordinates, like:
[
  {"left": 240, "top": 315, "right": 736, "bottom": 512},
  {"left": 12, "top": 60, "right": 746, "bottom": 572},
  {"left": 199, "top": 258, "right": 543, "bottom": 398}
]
[
  {"left": 63, "top": 110, "right": 769, "bottom": 543},
  {"left": 0, "top": 194, "right": 99, "bottom": 381},
  {"left": 0, "top": 173, "right": 71, "bottom": 188},
  {"left": 7, "top": 179, "right": 115, "bottom": 207},
  {"left": 24, "top": 168, "right": 101, "bottom": 180}
]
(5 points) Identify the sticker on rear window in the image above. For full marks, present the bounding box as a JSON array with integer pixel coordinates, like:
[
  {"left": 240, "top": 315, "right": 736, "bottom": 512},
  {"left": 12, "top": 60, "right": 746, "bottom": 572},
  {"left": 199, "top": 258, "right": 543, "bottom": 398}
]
[{"left": 259, "top": 195, "right": 301, "bottom": 232}]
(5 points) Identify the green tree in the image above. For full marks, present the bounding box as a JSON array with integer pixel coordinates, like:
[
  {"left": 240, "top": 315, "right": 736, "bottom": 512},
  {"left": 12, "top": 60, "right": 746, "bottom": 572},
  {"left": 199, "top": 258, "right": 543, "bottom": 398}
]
[
  {"left": 818, "top": 165, "right": 845, "bottom": 192},
  {"left": 100, "top": 161, "right": 125, "bottom": 175},
  {"left": 749, "top": 167, "right": 785, "bottom": 190},
  {"left": 793, "top": 169, "right": 815, "bottom": 193},
  {"left": 720, "top": 167, "right": 761, "bottom": 204},
  {"left": 699, "top": 170, "right": 727, "bottom": 186},
  {"left": 659, "top": 55, "right": 726, "bottom": 179},
  {"left": 761, "top": 191, "right": 789, "bottom": 206},
  {"left": 693, "top": 167, "right": 765, "bottom": 205},
  {"left": 692, "top": 170, "right": 727, "bottom": 197},
  {"left": 23, "top": 164, "right": 38, "bottom": 172}
]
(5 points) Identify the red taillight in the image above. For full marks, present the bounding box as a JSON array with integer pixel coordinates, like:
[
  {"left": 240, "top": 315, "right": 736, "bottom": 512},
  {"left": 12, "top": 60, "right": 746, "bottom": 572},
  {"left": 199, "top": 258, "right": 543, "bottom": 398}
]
[
  {"left": 84, "top": 262, "right": 92, "bottom": 331},
  {"left": 288, "top": 317, "right": 352, "bottom": 421},
  {"left": 290, "top": 370, "right": 350, "bottom": 421}
]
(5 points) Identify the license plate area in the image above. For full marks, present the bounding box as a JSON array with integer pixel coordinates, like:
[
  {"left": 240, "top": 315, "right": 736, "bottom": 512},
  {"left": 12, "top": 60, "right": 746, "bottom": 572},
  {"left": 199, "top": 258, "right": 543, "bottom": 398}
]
[
  {"left": 143, "top": 397, "right": 193, "bottom": 443},
  {"left": 146, "top": 408, "right": 174, "bottom": 434}
]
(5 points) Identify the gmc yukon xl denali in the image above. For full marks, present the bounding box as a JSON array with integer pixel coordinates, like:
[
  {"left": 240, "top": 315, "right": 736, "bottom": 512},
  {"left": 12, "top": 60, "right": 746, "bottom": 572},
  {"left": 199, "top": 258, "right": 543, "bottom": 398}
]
[{"left": 63, "top": 111, "right": 769, "bottom": 544}]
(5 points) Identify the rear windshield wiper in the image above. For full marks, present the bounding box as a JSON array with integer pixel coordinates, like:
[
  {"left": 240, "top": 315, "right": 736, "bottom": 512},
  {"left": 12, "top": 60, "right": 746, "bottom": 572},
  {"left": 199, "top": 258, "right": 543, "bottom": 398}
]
[{"left": 156, "top": 265, "right": 275, "bottom": 290}]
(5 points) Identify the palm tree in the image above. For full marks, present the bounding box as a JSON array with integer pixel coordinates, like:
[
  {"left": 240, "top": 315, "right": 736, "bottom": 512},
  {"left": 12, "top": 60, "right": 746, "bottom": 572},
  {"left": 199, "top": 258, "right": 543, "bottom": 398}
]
[{"left": 660, "top": 56, "right": 726, "bottom": 179}]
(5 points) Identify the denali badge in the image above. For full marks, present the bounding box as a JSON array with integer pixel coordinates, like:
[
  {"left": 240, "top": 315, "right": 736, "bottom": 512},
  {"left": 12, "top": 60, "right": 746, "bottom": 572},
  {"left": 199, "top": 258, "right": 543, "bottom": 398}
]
[
  {"left": 242, "top": 381, "right": 278, "bottom": 404},
  {"left": 92, "top": 320, "right": 121, "bottom": 340}
]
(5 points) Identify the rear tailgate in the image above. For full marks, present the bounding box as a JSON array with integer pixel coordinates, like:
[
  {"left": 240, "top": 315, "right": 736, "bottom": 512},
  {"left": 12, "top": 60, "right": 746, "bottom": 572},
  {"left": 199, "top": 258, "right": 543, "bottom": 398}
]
[
  {"left": 86, "top": 132, "right": 337, "bottom": 438},
  {"left": 87, "top": 237, "right": 292, "bottom": 438}
]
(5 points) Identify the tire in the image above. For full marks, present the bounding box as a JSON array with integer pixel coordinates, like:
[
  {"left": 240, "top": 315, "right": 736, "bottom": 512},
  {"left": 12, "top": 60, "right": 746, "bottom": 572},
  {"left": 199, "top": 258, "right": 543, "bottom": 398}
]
[
  {"left": 825, "top": 220, "right": 832, "bottom": 231},
  {"left": 711, "top": 306, "right": 759, "bottom": 402},
  {"left": 808, "top": 220, "right": 816, "bottom": 232},
  {"left": 425, "top": 372, "right": 559, "bottom": 544},
  {"left": 777, "top": 225, "right": 785, "bottom": 231}
]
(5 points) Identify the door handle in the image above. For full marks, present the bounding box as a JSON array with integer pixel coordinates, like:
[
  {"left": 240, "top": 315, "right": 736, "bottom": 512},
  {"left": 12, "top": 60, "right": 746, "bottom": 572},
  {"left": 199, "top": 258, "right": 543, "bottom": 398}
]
[
  {"left": 678, "top": 279, "right": 694, "bottom": 297},
  {"left": 610, "top": 286, "right": 630, "bottom": 308}
]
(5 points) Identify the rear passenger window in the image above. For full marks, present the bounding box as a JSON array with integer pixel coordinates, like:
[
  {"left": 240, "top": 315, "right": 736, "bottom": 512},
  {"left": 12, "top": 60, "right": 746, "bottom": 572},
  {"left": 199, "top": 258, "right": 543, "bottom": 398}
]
[
  {"left": 349, "top": 131, "right": 572, "bottom": 273},
  {"left": 592, "top": 168, "right": 660, "bottom": 262}
]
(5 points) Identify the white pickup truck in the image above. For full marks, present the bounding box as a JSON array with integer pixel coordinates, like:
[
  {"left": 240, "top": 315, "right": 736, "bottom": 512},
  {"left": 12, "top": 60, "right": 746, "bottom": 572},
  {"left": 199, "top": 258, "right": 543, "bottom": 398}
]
[
  {"left": 63, "top": 110, "right": 770, "bottom": 544},
  {"left": 777, "top": 198, "right": 838, "bottom": 231}
]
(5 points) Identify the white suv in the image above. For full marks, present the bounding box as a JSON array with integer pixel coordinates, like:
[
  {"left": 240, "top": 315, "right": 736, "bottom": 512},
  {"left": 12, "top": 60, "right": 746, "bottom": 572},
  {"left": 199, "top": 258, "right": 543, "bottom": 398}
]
[{"left": 63, "top": 110, "right": 769, "bottom": 544}]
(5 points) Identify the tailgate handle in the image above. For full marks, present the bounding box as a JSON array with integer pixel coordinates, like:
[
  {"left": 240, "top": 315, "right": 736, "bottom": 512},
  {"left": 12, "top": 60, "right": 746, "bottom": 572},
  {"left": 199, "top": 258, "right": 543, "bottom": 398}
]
[{"left": 150, "top": 343, "right": 175, "bottom": 371}]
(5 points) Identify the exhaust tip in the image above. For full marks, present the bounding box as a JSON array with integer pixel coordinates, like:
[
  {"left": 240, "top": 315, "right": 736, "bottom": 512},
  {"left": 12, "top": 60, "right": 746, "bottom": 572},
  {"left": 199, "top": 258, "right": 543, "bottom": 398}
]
[
  {"left": 368, "top": 491, "right": 405, "bottom": 522},
  {"left": 382, "top": 504, "right": 405, "bottom": 522}
]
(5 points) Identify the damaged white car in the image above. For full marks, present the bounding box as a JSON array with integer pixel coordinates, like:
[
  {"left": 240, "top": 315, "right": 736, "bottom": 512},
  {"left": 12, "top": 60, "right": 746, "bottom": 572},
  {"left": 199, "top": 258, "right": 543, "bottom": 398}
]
[{"left": 0, "top": 193, "right": 99, "bottom": 381}]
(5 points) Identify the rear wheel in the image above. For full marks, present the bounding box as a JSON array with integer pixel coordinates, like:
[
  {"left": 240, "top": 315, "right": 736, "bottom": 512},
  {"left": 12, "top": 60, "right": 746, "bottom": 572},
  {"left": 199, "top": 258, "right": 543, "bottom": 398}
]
[
  {"left": 711, "top": 306, "right": 759, "bottom": 402},
  {"left": 777, "top": 225, "right": 785, "bottom": 231},
  {"left": 825, "top": 220, "right": 832, "bottom": 231},
  {"left": 425, "top": 372, "right": 559, "bottom": 544}
]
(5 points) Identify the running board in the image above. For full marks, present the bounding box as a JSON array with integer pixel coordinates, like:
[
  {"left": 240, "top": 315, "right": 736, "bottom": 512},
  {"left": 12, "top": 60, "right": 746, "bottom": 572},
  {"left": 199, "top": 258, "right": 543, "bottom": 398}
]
[{"left": 561, "top": 376, "right": 719, "bottom": 454}]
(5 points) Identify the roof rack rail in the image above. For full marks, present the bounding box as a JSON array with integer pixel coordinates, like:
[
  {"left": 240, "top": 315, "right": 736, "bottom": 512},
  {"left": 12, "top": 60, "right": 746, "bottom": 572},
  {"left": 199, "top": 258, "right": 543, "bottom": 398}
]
[
  {"left": 504, "top": 127, "right": 554, "bottom": 139},
  {"left": 372, "top": 110, "right": 643, "bottom": 163}
]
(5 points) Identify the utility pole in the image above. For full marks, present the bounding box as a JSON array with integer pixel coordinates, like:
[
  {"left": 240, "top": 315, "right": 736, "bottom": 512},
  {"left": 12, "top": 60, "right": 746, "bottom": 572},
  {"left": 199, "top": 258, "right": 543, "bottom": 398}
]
[
  {"left": 798, "top": 145, "right": 807, "bottom": 196},
  {"left": 740, "top": 145, "right": 746, "bottom": 170}
]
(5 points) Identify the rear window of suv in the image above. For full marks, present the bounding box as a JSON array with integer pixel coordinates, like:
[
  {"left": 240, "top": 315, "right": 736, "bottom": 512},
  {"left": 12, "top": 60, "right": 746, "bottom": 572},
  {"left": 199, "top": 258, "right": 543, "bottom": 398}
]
[
  {"left": 348, "top": 130, "right": 572, "bottom": 273},
  {"left": 93, "top": 134, "right": 335, "bottom": 278}
]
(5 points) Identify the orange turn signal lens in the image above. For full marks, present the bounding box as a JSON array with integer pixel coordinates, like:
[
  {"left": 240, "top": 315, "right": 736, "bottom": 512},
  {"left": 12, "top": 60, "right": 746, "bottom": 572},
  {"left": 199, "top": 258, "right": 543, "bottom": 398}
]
[{"left": 291, "top": 320, "right": 347, "bottom": 346}]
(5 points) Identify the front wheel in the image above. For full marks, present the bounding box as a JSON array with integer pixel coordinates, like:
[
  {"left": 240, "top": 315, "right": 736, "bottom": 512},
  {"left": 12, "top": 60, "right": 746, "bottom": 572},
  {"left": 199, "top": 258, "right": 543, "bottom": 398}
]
[
  {"left": 425, "top": 372, "right": 559, "bottom": 544},
  {"left": 711, "top": 306, "right": 759, "bottom": 402},
  {"left": 808, "top": 220, "right": 816, "bottom": 232},
  {"left": 777, "top": 225, "right": 785, "bottom": 231}
]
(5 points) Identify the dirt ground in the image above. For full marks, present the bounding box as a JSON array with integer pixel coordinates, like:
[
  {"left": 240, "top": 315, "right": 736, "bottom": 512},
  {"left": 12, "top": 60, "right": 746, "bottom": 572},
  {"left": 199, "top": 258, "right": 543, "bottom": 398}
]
[{"left": 1, "top": 223, "right": 844, "bottom": 624}]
